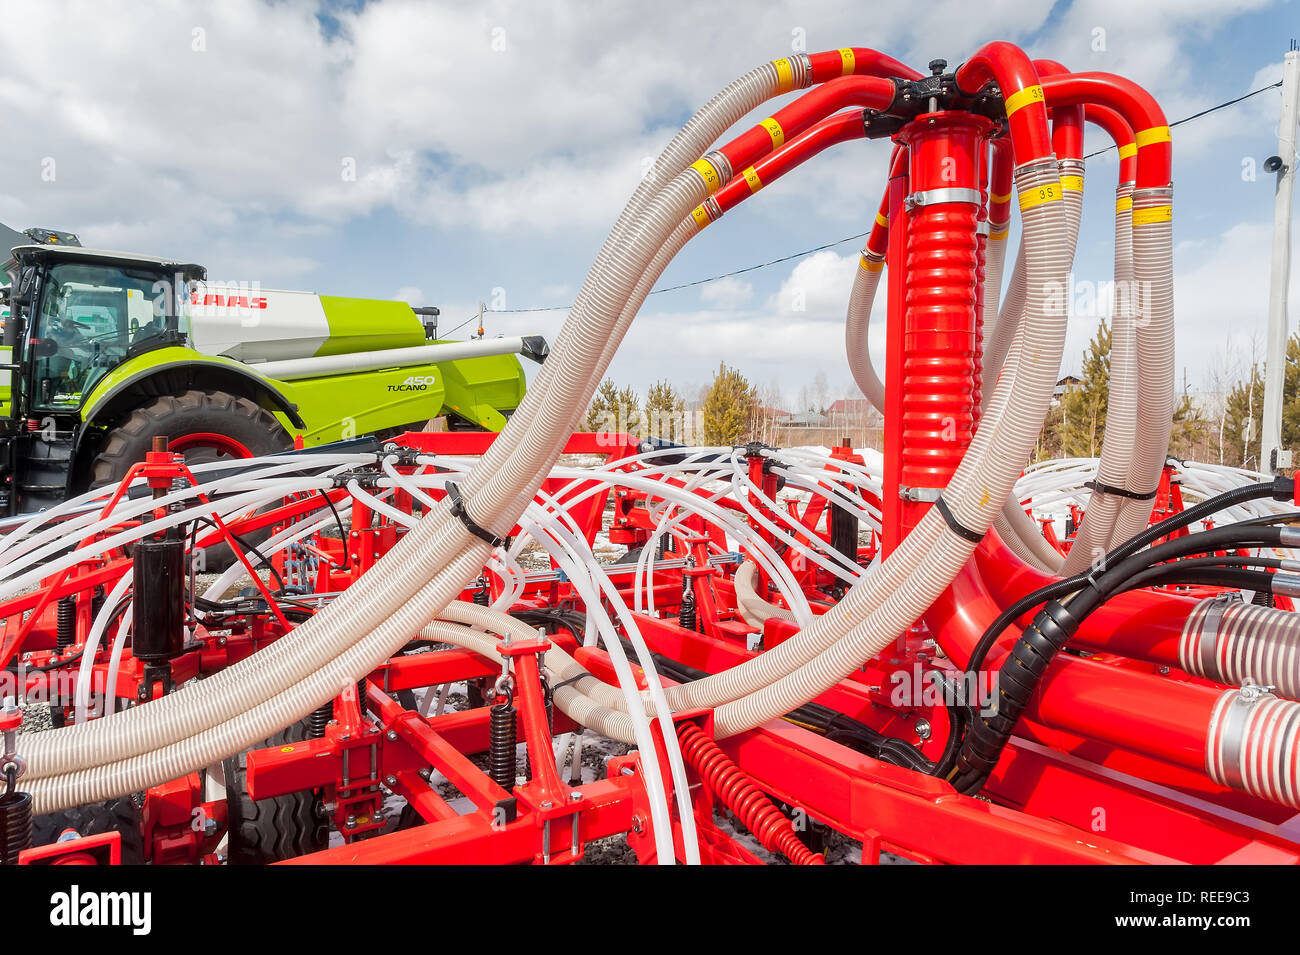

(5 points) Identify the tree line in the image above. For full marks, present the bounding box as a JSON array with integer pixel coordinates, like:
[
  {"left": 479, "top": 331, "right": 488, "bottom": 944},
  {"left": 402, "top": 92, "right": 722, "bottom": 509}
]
[{"left": 585, "top": 323, "right": 1299, "bottom": 468}]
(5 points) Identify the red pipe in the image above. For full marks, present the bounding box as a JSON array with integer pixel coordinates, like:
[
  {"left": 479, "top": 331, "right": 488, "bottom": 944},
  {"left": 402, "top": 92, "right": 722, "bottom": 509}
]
[
  {"left": 1085, "top": 103, "right": 1138, "bottom": 183},
  {"left": 988, "top": 137, "right": 1014, "bottom": 227},
  {"left": 1039, "top": 72, "right": 1171, "bottom": 187},
  {"left": 807, "top": 47, "right": 922, "bottom": 84},
  {"left": 717, "top": 75, "right": 895, "bottom": 174},
  {"left": 954, "top": 42, "right": 1051, "bottom": 161},
  {"left": 890, "top": 112, "right": 991, "bottom": 542},
  {"left": 1033, "top": 59, "right": 1084, "bottom": 161},
  {"left": 713, "top": 110, "right": 866, "bottom": 213}
]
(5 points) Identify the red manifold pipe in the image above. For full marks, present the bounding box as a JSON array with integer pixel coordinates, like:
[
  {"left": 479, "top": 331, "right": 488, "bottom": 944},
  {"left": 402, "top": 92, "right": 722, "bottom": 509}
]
[
  {"left": 717, "top": 76, "right": 895, "bottom": 174},
  {"left": 885, "top": 111, "right": 992, "bottom": 546},
  {"left": 712, "top": 110, "right": 866, "bottom": 213},
  {"left": 1033, "top": 59, "right": 1084, "bottom": 160},
  {"left": 1085, "top": 103, "right": 1138, "bottom": 183},
  {"left": 806, "top": 47, "right": 921, "bottom": 84},
  {"left": 954, "top": 42, "right": 1051, "bottom": 161},
  {"left": 1039, "top": 72, "right": 1172, "bottom": 187}
]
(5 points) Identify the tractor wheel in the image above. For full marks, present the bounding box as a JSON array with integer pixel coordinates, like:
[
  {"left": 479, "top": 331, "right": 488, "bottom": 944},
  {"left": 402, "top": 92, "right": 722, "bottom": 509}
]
[
  {"left": 223, "top": 718, "right": 328, "bottom": 865},
  {"left": 32, "top": 797, "right": 146, "bottom": 864},
  {"left": 91, "top": 390, "right": 292, "bottom": 571}
]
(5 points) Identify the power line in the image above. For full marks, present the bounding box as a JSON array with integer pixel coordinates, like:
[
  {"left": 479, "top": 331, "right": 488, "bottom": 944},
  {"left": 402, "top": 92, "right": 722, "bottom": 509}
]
[
  {"left": 483, "top": 79, "right": 1286, "bottom": 316},
  {"left": 1083, "top": 80, "right": 1283, "bottom": 159}
]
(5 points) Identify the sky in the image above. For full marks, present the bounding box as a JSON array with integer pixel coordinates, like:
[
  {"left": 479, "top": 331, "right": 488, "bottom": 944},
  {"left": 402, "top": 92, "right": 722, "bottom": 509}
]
[{"left": 0, "top": 0, "right": 1297, "bottom": 410}]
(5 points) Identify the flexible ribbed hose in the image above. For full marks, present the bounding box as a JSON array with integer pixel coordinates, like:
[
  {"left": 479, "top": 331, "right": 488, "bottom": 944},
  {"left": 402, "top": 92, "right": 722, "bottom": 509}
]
[
  {"left": 845, "top": 252, "right": 887, "bottom": 411},
  {"left": 1062, "top": 178, "right": 1138, "bottom": 573},
  {"left": 1107, "top": 185, "right": 1176, "bottom": 547}
]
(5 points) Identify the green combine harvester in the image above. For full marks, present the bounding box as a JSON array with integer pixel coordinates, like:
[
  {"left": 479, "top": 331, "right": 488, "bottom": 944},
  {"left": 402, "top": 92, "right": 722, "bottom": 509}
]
[{"left": 0, "top": 225, "right": 546, "bottom": 516}]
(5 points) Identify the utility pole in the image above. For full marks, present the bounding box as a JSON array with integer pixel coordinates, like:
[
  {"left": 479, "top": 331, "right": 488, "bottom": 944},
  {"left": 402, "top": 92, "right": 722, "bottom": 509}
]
[{"left": 1260, "top": 45, "right": 1299, "bottom": 473}]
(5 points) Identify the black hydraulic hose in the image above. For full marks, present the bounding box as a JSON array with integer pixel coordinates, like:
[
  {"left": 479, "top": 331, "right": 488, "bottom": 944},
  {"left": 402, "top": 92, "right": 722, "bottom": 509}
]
[
  {"left": 965, "top": 515, "right": 1295, "bottom": 675},
  {"left": 948, "top": 556, "right": 1286, "bottom": 792}
]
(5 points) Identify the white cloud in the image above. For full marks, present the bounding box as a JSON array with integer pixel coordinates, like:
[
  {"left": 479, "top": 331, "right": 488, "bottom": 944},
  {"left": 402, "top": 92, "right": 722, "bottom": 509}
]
[{"left": 698, "top": 275, "right": 753, "bottom": 308}]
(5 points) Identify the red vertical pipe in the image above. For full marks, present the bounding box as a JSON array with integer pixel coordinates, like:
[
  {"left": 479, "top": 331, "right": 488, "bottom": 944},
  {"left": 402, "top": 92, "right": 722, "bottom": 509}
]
[
  {"left": 881, "top": 161, "right": 910, "bottom": 555},
  {"left": 891, "top": 112, "right": 991, "bottom": 541}
]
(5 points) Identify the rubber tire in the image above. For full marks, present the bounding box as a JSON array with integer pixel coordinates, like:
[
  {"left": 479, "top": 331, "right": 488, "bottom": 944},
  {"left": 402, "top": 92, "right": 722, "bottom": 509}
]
[
  {"left": 33, "top": 797, "right": 146, "bottom": 865},
  {"left": 223, "top": 718, "right": 328, "bottom": 865},
  {"left": 91, "top": 389, "right": 290, "bottom": 486},
  {"left": 91, "top": 389, "right": 291, "bottom": 571}
]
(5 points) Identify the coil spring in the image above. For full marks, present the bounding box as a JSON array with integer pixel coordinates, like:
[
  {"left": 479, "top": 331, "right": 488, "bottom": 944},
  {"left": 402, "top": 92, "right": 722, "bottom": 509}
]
[
  {"left": 56, "top": 596, "right": 76, "bottom": 653},
  {"left": 91, "top": 585, "right": 106, "bottom": 620},
  {"left": 309, "top": 702, "right": 332, "bottom": 738},
  {"left": 0, "top": 769, "right": 33, "bottom": 866},
  {"left": 678, "top": 578, "right": 696, "bottom": 631},
  {"left": 488, "top": 700, "right": 517, "bottom": 792},
  {"left": 676, "top": 722, "right": 824, "bottom": 865}
]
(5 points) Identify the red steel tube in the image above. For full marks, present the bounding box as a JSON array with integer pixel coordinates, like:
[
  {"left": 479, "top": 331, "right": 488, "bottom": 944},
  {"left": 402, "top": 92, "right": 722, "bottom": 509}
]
[
  {"left": 954, "top": 42, "right": 1051, "bottom": 161},
  {"left": 1033, "top": 59, "right": 1084, "bottom": 160},
  {"left": 1039, "top": 72, "right": 1171, "bottom": 187},
  {"left": 806, "top": 47, "right": 921, "bottom": 84},
  {"left": 717, "top": 75, "right": 895, "bottom": 174},
  {"left": 1085, "top": 103, "right": 1138, "bottom": 183},
  {"left": 713, "top": 110, "right": 866, "bottom": 213},
  {"left": 892, "top": 112, "right": 991, "bottom": 540}
]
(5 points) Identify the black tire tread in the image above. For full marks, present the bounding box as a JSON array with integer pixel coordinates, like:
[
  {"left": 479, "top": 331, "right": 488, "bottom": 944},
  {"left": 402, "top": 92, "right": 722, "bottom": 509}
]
[
  {"left": 33, "top": 797, "right": 145, "bottom": 865},
  {"left": 223, "top": 718, "right": 327, "bottom": 865}
]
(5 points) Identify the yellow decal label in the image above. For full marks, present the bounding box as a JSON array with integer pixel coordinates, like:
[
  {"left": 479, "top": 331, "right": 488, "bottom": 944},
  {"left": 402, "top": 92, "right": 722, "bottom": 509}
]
[
  {"left": 1005, "top": 84, "right": 1045, "bottom": 116},
  {"left": 1118, "top": 142, "right": 1137, "bottom": 159},
  {"left": 859, "top": 255, "right": 884, "bottom": 272},
  {"left": 1136, "top": 125, "right": 1172, "bottom": 148},
  {"left": 772, "top": 58, "right": 795, "bottom": 93},
  {"left": 990, "top": 191, "right": 1012, "bottom": 204},
  {"left": 1018, "top": 182, "right": 1061, "bottom": 210},
  {"left": 874, "top": 211, "right": 889, "bottom": 228},
  {"left": 1115, "top": 195, "right": 1133, "bottom": 213},
  {"left": 690, "top": 158, "right": 722, "bottom": 193},
  {"left": 691, "top": 205, "right": 712, "bottom": 229},
  {"left": 1131, "top": 204, "right": 1172, "bottom": 226},
  {"left": 743, "top": 166, "right": 763, "bottom": 193},
  {"left": 838, "top": 48, "right": 856, "bottom": 75},
  {"left": 1061, "top": 174, "right": 1084, "bottom": 192},
  {"left": 760, "top": 117, "right": 785, "bottom": 150}
]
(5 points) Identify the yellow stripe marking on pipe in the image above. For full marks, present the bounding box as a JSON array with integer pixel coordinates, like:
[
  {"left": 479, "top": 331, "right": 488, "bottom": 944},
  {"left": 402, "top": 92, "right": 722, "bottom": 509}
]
[
  {"left": 874, "top": 211, "right": 889, "bottom": 228},
  {"left": 989, "top": 226, "right": 1010, "bottom": 239},
  {"left": 1061, "top": 175, "right": 1084, "bottom": 193},
  {"left": 690, "top": 158, "right": 722, "bottom": 193},
  {"left": 743, "top": 166, "right": 763, "bottom": 193},
  {"left": 772, "top": 58, "right": 795, "bottom": 93},
  {"left": 859, "top": 255, "right": 884, "bottom": 272},
  {"left": 1136, "top": 125, "right": 1172, "bottom": 147},
  {"left": 1004, "top": 84, "right": 1045, "bottom": 116},
  {"left": 1118, "top": 142, "right": 1137, "bottom": 159},
  {"left": 990, "top": 191, "right": 1012, "bottom": 204},
  {"left": 1018, "top": 182, "right": 1061, "bottom": 211},
  {"left": 1115, "top": 196, "right": 1133, "bottom": 213},
  {"left": 691, "top": 205, "right": 712, "bottom": 230},
  {"left": 1132, "top": 204, "right": 1172, "bottom": 226},
  {"left": 760, "top": 117, "right": 785, "bottom": 150},
  {"left": 838, "top": 48, "right": 856, "bottom": 75}
]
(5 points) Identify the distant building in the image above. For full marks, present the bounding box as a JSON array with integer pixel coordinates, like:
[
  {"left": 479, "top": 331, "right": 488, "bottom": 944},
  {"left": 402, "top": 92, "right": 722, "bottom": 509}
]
[{"left": 1051, "top": 375, "right": 1082, "bottom": 405}]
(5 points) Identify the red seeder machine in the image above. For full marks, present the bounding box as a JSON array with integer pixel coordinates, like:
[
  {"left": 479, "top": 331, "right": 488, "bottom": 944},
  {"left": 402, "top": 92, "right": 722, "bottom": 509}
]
[{"left": 3, "top": 41, "right": 1300, "bottom": 865}]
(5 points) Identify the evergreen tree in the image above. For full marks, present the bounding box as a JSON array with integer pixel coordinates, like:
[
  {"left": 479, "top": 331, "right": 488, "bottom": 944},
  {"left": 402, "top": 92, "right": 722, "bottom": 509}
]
[
  {"left": 700, "top": 362, "right": 758, "bottom": 445},
  {"left": 644, "top": 379, "right": 686, "bottom": 441}
]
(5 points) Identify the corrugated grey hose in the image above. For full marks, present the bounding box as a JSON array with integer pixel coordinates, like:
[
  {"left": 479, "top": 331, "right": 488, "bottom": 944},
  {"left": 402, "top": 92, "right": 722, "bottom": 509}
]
[
  {"left": 992, "top": 160, "right": 1085, "bottom": 574},
  {"left": 20, "top": 58, "right": 810, "bottom": 812},
  {"left": 845, "top": 252, "right": 887, "bottom": 411},
  {"left": 1106, "top": 186, "right": 1175, "bottom": 549},
  {"left": 1061, "top": 178, "right": 1138, "bottom": 573}
]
